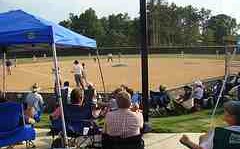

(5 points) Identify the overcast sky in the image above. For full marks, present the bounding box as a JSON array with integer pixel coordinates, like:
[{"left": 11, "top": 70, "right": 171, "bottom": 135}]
[{"left": 0, "top": 0, "right": 239, "bottom": 23}]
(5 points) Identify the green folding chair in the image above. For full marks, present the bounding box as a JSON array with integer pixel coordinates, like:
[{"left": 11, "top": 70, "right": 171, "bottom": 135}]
[{"left": 213, "top": 127, "right": 240, "bottom": 149}]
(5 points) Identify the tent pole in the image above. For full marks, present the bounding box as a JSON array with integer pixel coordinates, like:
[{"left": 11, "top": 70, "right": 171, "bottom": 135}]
[
  {"left": 96, "top": 49, "right": 106, "bottom": 93},
  {"left": 51, "top": 43, "right": 68, "bottom": 148},
  {"left": 2, "top": 47, "right": 6, "bottom": 98}
]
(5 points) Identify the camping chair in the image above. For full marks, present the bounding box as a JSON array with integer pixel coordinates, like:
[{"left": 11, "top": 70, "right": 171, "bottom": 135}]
[
  {"left": 149, "top": 91, "right": 171, "bottom": 116},
  {"left": 102, "top": 134, "right": 144, "bottom": 149},
  {"left": 50, "top": 104, "right": 101, "bottom": 148},
  {"left": 213, "top": 127, "right": 240, "bottom": 149},
  {"left": 0, "top": 102, "right": 36, "bottom": 148}
]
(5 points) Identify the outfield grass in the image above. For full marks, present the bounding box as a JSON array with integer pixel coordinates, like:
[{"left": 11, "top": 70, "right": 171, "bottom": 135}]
[{"left": 36, "top": 108, "right": 225, "bottom": 133}]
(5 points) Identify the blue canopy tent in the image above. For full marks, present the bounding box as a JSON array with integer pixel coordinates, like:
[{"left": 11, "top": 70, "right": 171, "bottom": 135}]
[{"left": 0, "top": 10, "right": 101, "bottom": 147}]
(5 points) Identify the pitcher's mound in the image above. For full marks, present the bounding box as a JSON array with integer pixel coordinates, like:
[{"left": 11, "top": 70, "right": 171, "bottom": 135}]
[{"left": 112, "top": 63, "right": 128, "bottom": 67}]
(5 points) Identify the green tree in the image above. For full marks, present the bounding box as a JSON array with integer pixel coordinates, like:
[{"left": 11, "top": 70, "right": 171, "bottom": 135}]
[{"left": 205, "top": 14, "right": 238, "bottom": 44}]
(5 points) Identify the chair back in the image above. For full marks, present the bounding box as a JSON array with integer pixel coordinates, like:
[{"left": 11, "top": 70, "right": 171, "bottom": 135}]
[
  {"left": 102, "top": 134, "right": 144, "bottom": 149},
  {"left": 64, "top": 104, "right": 93, "bottom": 133},
  {"left": 0, "top": 102, "right": 21, "bottom": 132},
  {"left": 213, "top": 127, "right": 240, "bottom": 149}
]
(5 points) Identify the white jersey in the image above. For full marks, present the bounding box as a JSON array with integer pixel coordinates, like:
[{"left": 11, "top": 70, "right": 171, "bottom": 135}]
[{"left": 73, "top": 64, "right": 83, "bottom": 75}]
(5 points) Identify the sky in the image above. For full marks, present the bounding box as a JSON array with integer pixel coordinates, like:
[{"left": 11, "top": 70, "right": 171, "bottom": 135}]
[{"left": 0, "top": 0, "right": 239, "bottom": 23}]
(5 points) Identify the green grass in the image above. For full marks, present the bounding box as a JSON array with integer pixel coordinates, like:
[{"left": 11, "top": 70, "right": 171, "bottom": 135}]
[
  {"left": 150, "top": 108, "right": 225, "bottom": 133},
  {"left": 35, "top": 113, "right": 50, "bottom": 129},
  {"left": 36, "top": 109, "right": 225, "bottom": 133}
]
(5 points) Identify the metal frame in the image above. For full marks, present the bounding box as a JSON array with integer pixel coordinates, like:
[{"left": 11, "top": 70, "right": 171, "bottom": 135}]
[{"left": 51, "top": 43, "right": 68, "bottom": 147}]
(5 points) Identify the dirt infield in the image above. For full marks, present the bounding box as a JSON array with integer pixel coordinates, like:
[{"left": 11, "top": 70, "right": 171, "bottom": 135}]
[{"left": 0, "top": 55, "right": 228, "bottom": 92}]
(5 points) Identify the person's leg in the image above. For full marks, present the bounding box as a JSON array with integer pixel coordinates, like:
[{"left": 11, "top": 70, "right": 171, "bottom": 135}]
[
  {"left": 74, "top": 74, "right": 80, "bottom": 87},
  {"left": 79, "top": 76, "right": 85, "bottom": 89}
]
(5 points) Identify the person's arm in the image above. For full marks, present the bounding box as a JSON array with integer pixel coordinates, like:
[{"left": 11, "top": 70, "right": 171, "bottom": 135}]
[
  {"left": 180, "top": 135, "right": 204, "bottom": 149},
  {"left": 39, "top": 95, "right": 45, "bottom": 111},
  {"left": 51, "top": 107, "right": 61, "bottom": 120}
]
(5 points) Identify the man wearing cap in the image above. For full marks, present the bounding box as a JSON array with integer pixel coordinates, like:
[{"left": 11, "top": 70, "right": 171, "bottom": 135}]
[
  {"left": 24, "top": 83, "right": 44, "bottom": 121},
  {"left": 193, "top": 80, "right": 204, "bottom": 110}
]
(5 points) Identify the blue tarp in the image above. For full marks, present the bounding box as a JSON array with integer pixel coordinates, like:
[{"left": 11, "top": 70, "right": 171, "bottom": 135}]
[{"left": 0, "top": 10, "right": 96, "bottom": 48}]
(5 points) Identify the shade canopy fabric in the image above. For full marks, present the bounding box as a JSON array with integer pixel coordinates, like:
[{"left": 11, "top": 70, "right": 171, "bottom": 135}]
[{"left": 0, "top": 10, "right": 96, "bottom": 48}]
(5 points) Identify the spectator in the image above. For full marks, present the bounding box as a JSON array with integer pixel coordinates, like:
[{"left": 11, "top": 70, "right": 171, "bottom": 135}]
[
  {"left": 228, "top": 84, "right": 240, "bottom": 101},
  {"left": 0, "top": 90, "right": 7, "bottom": 103},
  {"left": 82, "top": 63, "right": 88, "bottom": 84},
  {"left": 180, "top": 100, "right": 240, "bottom": 149},
  {"left": 23, "top": 103, "right": 36, "bottom": 124},
  {"left": 24, "top": 83, "right": 44, "bottom": 121},
  {"left": 108, "top": 88, "right": 123, "bottom": 111},
  {"left": 104, "top": 91, "right": 144, "bottom": 138},
  {"left": 192, "top": 80, "right": 204, "bottom": 110},
  {"left": 52, "top": 67, "right": 62, "bottom": 97},
  {"left": 175, "top": 85, "right": 194, "bottom": 110},
  {"left": 150, "top": 85, "right": 171, "bottom": 112},
  {"left": 212, "top": 80, "right": 224, "bottom": 104},
  {"left": 51, "top": 88, "right": 101, "bottom": 120},
  {"left": 84, "top": 82, "right": 97, "bottom": 106},
  {"left": 61, "top": 81, "right": 72, "bottom": 105}
]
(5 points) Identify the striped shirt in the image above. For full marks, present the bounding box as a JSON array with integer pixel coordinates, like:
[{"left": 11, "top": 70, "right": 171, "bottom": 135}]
[{"left": 104, "top": 109, "right": 143, "bottom": 138}]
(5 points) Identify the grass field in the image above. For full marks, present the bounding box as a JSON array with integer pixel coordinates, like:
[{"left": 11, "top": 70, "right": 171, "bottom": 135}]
[
  {"left": 1, "top": 54, "right": 237, "bottom": 92},
  {"left": 36, "top": 108, "right": 225, "bottom": 133}
]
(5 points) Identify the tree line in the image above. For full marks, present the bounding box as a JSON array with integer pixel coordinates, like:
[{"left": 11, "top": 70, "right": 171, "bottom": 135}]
[{"left": 59, "top": 0, "right": 239, "bottom": 48}]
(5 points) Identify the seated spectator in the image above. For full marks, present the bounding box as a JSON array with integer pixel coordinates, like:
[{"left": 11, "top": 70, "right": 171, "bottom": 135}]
[
  {"left": 51, "top": 88, "right": 101, "bottom": 120},
  {"left": 120, "top": 85, "right": 142, "bottom": 107},
  {"left": 24, "top": 83, "right": 45, "bottom": 121},
  {"left": 23, "top": 103, "right": 36, "bottom": 125},
  {"left": 0, "top": 90, "right": 7, "bottom": 103},
  {"left": 180, "top": 100, "right": 240, "bottom": 149},
  {"left": 228, "top": 84, "right": 240, "bottom": 101},
  {"left": 192, "top": 80, "right": 204, "bottom": 110},
  {"left": 104, "top": 91, "right": 144, "bottom": 138},
  {"left": 61, "top": 81, "right": 72, "bottom": 105},
  {"left": 108, "top": 88, "right": 123, "bottom": 111},
  {"left": 84, "top": 82, "right": 97, "bottom": 106},
  {"left": 150, "top": 85, "right": 171, "bottom": 111},
  {"left": 212, "top": 80, "right": 223, "bottom": 102},
  {"left": 175, "top": 85, "right": 194, "bottom": 110}
]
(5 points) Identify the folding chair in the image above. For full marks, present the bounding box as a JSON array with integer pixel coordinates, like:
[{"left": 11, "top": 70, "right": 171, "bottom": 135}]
[
  {"left": 102, "top": 134, "right": 144, "bottom": 149},
  {"left": 149, "top": 91, "right": 171, "bottom": 116},
  {"left": 50, "top": 104, "right": 101, "bottom": 148},
  {"left": 213, "top": 127, "right": 240, "bottom": 149},
  {"left": 0, "top": 102, "right": 36, "bottom": 148}
]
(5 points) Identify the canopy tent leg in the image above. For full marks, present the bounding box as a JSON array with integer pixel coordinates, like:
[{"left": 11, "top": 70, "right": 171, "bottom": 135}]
[
  {"left": 96, "top": 49, "right": 106, "bottom": 93},
  {"left": 51, "top": 43, "right": 68, "bottom": 148},
  {"left": 1, "top": 47, "right": 6, "bottom": 98}
]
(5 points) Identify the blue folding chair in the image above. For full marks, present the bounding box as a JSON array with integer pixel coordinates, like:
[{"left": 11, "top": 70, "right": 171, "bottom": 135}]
[
  {"left": 0, "top": 102, "right": 36, "bottom": 148},
  {"left": 50, "top": 103, "right": 101, "bottom": 148}
]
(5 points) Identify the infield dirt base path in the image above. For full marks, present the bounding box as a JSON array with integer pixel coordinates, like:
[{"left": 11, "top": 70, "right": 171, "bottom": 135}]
[{"left": 0, "top": 56, "right": 228, "bottom": 92}]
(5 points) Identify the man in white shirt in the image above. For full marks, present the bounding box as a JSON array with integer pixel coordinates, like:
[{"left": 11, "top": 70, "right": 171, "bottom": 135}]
[{"left": 71, "top": 60, "right": 84, "bottom": 89}]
